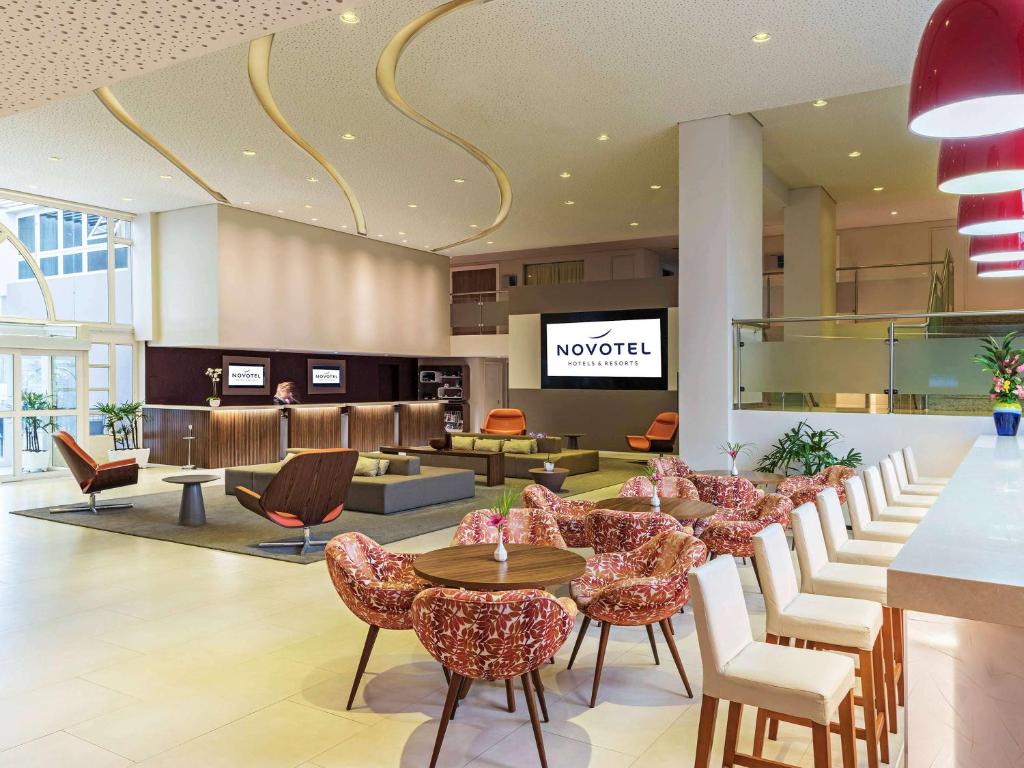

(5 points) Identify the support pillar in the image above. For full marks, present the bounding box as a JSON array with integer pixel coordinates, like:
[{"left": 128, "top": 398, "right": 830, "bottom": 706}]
[{"left": 782, "top": 186, "right": 837, "bottom": 319}]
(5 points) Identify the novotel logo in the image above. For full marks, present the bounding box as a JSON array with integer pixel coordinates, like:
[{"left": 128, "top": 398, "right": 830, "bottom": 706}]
[{"left": 555, "top": 329, "right": 653, "bottom": 357}]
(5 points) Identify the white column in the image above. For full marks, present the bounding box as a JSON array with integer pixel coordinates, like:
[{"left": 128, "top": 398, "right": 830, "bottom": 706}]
[
  {"left": 677, "top": 114, "right": 763, "bottom": 468},
  {"left": 782, "top": 186, "right": 837, "bottom": 318}
]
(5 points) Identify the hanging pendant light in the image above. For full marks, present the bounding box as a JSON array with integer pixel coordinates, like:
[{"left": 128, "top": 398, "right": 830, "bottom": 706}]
[
  {"left": 969, "top": 233, "right": 1024, "bottom": 262},
  {"left": 938, "top": 130, "right": 1024, "bottom": 194},
  {"left": 909, "top": 0, "right": 1024, "bottom": 138},
  {"left": 959, "top": 191, "right": 1024, "bottom": 235},
  {"left": 977, "top": 259, "right": 1024, "bottom": 277}
]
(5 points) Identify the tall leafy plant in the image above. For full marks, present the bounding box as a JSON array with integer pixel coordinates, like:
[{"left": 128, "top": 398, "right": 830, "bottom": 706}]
[
  {"left": 95, "top": 401, "right": 147, "bottom": 450},
  {"left": 755, "top": 420, "right": 862, "bottom": 476},
  {"left": 21, "top": 391, "right": 57, "bottom": 453}
]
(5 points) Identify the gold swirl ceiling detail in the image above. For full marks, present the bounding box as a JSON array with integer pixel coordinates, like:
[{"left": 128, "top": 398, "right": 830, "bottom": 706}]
[
  {"left": 248, "top": 34, "right": 367, "bottom": 235},
  {"left": 94, "top": 86, "right": 229, "bottom": 204},
  {"left": 377, "top": 0, "right": 512, "bottom": 252}
]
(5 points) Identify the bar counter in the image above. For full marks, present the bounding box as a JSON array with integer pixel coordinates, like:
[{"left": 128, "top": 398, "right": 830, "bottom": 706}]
[
  {"left": 887, "top": 435, "right": 1024, "bottom": 767},
  {"left": 143, "top": 401, "right": 445, "bottom": 468}
]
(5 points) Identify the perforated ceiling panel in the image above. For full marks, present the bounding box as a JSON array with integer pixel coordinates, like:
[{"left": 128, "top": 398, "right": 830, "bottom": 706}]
[{"left": 0, "top": 0, "right": 354, "bottom": 117}]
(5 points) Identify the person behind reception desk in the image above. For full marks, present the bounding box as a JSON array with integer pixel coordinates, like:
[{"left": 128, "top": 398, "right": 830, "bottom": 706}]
[{"left": 273, "top": 381, "right": 301, "bottom": 405}]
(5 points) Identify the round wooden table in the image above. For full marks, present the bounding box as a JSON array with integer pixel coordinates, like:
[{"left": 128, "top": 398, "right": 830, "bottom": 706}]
[
  {"left": 163, "top": 474, "right": 219, "bottom": 526},
  {"left": 413, "top": 544, "right": 586, "bottom": 591},
  {"left": 693, "top": 469, "right": 785, "bottom": 487},
  {"left": 527, "top": 467, "right": 569, "bottom": 492},
  {"left": 595, "top": 496, "right": 720, "bottom": 523}
]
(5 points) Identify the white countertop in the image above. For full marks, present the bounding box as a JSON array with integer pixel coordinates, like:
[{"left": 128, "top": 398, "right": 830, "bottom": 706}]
[{"left": 888, "top": 435, "right": 1024, "bottom": 628}]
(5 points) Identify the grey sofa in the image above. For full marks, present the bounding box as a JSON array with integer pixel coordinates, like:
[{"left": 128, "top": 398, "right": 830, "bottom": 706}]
[
  {"left": 225, "top": 451, "right": 475, "bottom": 515},
  {"left": 450, "top": 433, "right": 600, "bottom": 478}
]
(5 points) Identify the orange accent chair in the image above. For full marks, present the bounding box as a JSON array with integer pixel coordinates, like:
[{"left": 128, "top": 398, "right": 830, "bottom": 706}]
[
  {"left": 235, "top": 448, "right": 358, "bottom": 554},
  {"left": 480, "top": 408, "right": 527, "bottom": 436},
  {"left": 51, "top": 431, "right": 139, "bottom": 514},
  {"left": 626, "top": 412, "right": 679, "bottom": 453}
]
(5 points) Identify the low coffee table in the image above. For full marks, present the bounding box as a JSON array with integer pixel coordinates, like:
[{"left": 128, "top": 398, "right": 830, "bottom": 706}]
[
  {"left": 595, "top": 496, "right": 720, "bottom": 524},
  {"left": 380, "top": 445, "right": 504, "bottom": 486},
  {"left": 527, "top": 467, "right": 569, "bottom": 492},
  {"left": 163, "top": 474, "right": 219, "bottom": 526},
  {"left": 414, "top": 544, "right": 585, "bottom": 590}
]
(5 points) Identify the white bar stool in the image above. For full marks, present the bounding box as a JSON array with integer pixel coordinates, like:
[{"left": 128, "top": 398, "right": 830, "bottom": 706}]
[
  {"left": 791, "top": 504, "right": 905, "bottom": 733},
  {"left": 888, "top": 451, "right": 943, "bottom": 496},
  {"left": 753, "top": 523, "right": 888, "bottom": 768},
  {"left": 689, "top": 556, "right": 859, "bottom": 768},
  {"left": 878, "top": 459, "right": 935, "bottom": 509},
  {"left": 844, "top": 476, "right": 916, "bottom": 544},
  {"left": 863, "top": 468, "right": 927, "bottom": 524},
  {"left": 902, "top": 446, "right": 950, "bottom": 486},
  {"left": 817, "top": 488, "right": 902, "bottom": 567}
]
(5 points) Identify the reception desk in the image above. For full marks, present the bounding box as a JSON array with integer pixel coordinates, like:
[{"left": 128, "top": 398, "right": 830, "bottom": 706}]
[
  {"left": 144, "top": 401, "right": 445, "bottom": 468},
  {"left": 887, "top": 435, "right": 1024, "bottom": 767}
]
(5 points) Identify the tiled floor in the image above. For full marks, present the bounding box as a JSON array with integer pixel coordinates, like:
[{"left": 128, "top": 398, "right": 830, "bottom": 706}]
[{"left": 0, "top": 466, "right": 903, "bottom": 767}]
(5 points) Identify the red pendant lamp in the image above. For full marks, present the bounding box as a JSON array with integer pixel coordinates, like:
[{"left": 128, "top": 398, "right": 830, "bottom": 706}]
[
  {"left": 969, "top": 233, "right": 1024, "bottom": 262},
  {"left": 938, "top": 130, "right": 1024, "bottom": 194},
  {"left": 909, "top": 0, "right": 1024, "bottom": 138},
  {"left": 959, "top": 191, "right": 1024, "bottom": 235},
  {"left": 977, "top": 259, "right": 1024, "bottom": 277}
]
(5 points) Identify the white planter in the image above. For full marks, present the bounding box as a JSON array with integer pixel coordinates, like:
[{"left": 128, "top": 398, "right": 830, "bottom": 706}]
[
  {"left": 21, "top": 450, "right": 49, "bottom": 473},
  {"left": 543, "top": 461, "right": 555, "bottom": 472},
  {"left": 108, "top": 448, "right": 150, "bottom": 468},
  {"left": 208, "top": 399, "right": 221, "bottom": 407}
]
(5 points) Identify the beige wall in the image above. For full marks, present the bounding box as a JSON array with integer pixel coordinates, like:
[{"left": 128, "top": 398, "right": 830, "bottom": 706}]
[{"left": 152, "top": 205, "right": 452, "bottom": 356}]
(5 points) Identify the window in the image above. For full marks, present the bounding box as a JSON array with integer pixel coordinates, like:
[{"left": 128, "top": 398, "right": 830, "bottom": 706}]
[
  {"left": 114, "top": 246, "right": 128, "bottom": 269},
  {"left": 87, "top": 250, "right": 107, "bottom": 272},
  {"left": 524, "top": 260, "right": 584, "bottom": 286},
  {"left": 62, "top": 211, "right": 82, "bottom": 248},
  {"left": 39, "top": 211, "right": 58, "bottom": 251},
  {"left": 17, "top": 217, "right": 34, "bottom": 252},
  {"left": 62, "top": 252, "right": 82, "bottom": 274},
  {"left": 86, "top": 214, "right": 106, "bottom": 245},
  {"left": 17, "top": 260, "right": 33, "bottom": 280},
  {"left": 39, "top": 256, "right": 58, "bottom": 277}
]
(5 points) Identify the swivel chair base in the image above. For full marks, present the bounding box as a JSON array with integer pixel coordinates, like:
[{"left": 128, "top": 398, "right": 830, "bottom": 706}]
[
  {"left": 51, "top": 492, "right": 133, "bottom": 515},
  {"left": 258, "top": 526, "right": 329, "bottom": 555}
]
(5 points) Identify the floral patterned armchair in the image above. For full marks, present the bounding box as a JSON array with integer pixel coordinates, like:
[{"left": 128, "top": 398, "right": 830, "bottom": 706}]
[
  {"left": 689, "top": 473, "right": 764, "bottom": 509},
  {"left": 620, "top": 475, "right": 700, "bottom": 501},
  {"left": 701, "top": 493, "right": 794, "bottom": 558},
  {"left": 521, "top": 483, "right": 595, "bottom": 548},
  {"left": 451, "top": 508, "right": 566, "bottom": 548},
  {"left": 567, "top": 530, "right": 707, "bottom": 706},
  {"left": 586, "top": 507, "right": 684, "bottom": 554},
  {"left": 412, "top": 587, "right": 577, "bottom": 766},
  {"left": 648, "top": 455, "right": 691, "bottom": 478},
  {"left": 325, "top": 532, "right": 430, "bottom": 710},
  {"left": 777, "top": 465, "right": 856, "bottom": 506}
]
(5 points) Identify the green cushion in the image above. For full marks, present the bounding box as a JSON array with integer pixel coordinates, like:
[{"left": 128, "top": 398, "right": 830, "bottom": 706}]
[
  {"left": 451, "top": 435, "right": 476, "bottom": 451},
  {"left": 474, "top": 438, "right": 504, "bottom": 453},
  {"left": 502, "top": 438, "right": 534, "bottom": 455},
  {"left": 354, "top": 456, "right": 390, "bottom": 476}
]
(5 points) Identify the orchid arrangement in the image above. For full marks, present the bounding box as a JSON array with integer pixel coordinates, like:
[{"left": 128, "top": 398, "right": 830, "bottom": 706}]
[
  {"left": 204, "top": 367, "right": 222, "bottom": 403},
  {"left": 487, "top": 487, "right": 519, "bottom": 531},
  {"left": 719, "top": 441, "right": 754, "bottom": 461},
  {"left": 974, "top": 332, "right": 1024, "bottom": 406}
]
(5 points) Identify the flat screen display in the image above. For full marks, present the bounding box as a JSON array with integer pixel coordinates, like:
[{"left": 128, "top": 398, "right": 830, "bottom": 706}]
[
  {"left": 310, "top": 365, "right": 343, "bottom": 387},
  {"left": 227, "top": 363, "right": 265, "bottom": 388},
  {"left": 540, "top": 308, "right": 668, "bottom": 390}
]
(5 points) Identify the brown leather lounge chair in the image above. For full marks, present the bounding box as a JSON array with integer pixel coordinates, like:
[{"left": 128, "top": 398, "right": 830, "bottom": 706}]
[
  {"left": 51, "top": 430, "right": 139, "bottom": 514},
  {"left": 480, "top": 408, "right": 527, "bottom": 435},
  {"left": 234, "top": 448, "right": 358, "bottom": 555},
  {"left": 626, "top": 412, "right": 679, "bottom": 454}
]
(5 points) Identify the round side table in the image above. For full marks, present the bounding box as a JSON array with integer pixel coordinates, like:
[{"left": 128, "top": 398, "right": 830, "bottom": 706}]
[
  {"left": 413, "top": 544, "right": 585, "bottom": 591},
  {"left": 527, "top": 467, "right": 569, "bottom": 492},
  {"left": 163, "top": 474, "right": 219, "bottom": 526},
  {"left": 562, "top": 433, "right": 585, "bottom": 450}
]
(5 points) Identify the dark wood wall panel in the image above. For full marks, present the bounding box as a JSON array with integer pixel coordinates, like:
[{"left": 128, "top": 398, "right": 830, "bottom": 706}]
[
  {"left": 144, "top": 408, "right": 210, "bottom": 467},
  {"left": 347, "top": 405, "right": 395, "bottom": 452},
  {"left": 289, "top": 407, "right": 343, "bottom": 449},
  {"left": 398, "top": 402, "right": 444, "bottom": 446},
  {"left": 208, "top": 410, "right": 281, "bottom": 467}
]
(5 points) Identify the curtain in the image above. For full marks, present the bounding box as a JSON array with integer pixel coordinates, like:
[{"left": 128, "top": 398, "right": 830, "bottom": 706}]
[{"left": 524, "top": 259, "right": 584, "bottom": 285}]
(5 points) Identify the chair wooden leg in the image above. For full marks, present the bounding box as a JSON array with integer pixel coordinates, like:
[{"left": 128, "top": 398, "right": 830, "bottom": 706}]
[
  {"left": 346, "top": 624, "right": 379, "bottom": 710},
  {"left": 646, "top": 623, "right": 661, "bottom": 665},
  {"left": 522, "top": 673, "right": 549, "bottom": 768},
  {"left": 872, "top": 639, "right": 890, "bottom": 763},
  {"left": 838, "top": 690, "right": 856, "bottom": 768},
  {"left": 694, "top": 695, "right": 719, "bottom": 768},
  {"left": 531, "top": 669, "right": 549, "bottom": 722},
  {"left": 659, "top": 618, "right": 693, "bottom": 697},
  {"left": 589, "top": 621, "right": 612, "bottom": 708},
  {"left": 881, "top": 608, "right": 899, "bottom": 734},
  {"left": 505, "top": 678, "right": 516, "bottom": 713},
  {"left": 752, "top": 708, "right": 768, "bottom": 757},
  {"left": 764, "top": 634, "right": 780, "bottom": 741},
  {"left": 811, "top": 722, "right": 832, "bottom": 768},
  {"left": 567, "top": 615, "right": 591, "bottom": 670},
  {"left": 893, "top": 607, "right": 906, "bottom": 706},
  {"left": 430, "top": 673, "right": 464, "bottom": 768},
  {"left": 723, "top": 701, "right": 742, "bottom": 768},
  {"left": 442, "top": 666, "right": 450, "bottom": 684},
  {"left": 859, "top": 648, "right": 881, "bottom": 768}
]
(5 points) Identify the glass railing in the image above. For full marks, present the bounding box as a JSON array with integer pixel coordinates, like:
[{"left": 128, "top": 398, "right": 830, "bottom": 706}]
[
  {"left": 733, "top": 310, "right": 1024, "bottom": 415},
  {"left": 451, "top": 290, "right": 509, "bottom": 335}
]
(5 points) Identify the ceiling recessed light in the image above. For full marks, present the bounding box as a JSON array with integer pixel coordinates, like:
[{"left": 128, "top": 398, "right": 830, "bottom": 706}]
[
  {"left": 890, "top": 210, "right": 899, "bottom": 216},
  {"left": 398, "top": 231, "right": 406, "bottom": 235},
  {"left": 402, "top": 239, "right": 408, "bottom": 243},
  {"left": 311, "top": 217, "right": 319, "bottom": 222},
  {"left": 307, "top": 176, "right": 319, "bottom": 183},
  {"left": 159, "top": 174, "right": 172, "bottom": 180},
  {"left": 339, "top": 10, "right": 359, "bottom": 24},
  {"left": 559, "top": 171, "right": 572, "bottom": 178},
  {"left": 242, "top": 149, "right": 256, "bottom": 156},
  {"left": 848, "top": 151, "right": 862, "bottom": 158},
  {"left": 341, "top": 133, "right": 356, "bottom": 141},
  {"left": 277, "top": 209, "right": 284, "bottom": 214},
  {"left": 564, "top": 200, "right": 575, "bottom": 205},
  {"left": 487, "top": 241, "right": 494, "bottom": 244},
  {"left": 469, "top": 224, "right": 478, "bottom": 228},
  {"left": 873, "top": 186, "right": 885, "bottom": 192},
  {"left": 752, "top": 32, "right": 772, "bottom": 43},
  {"left": 597, "top": 134, "right": 610, "bottom": 141},
  {"left": 48, "top": 155, "right": 62, "bottom": 161},
  {"left": 377, "top": 233, "right": 384, "bottom": 237},
  {"left": 812, "top": 99, "right": 828, "bottom": 108},
  {"left": 650, "top": 184, "right": 662, "bottom": 190},
  {"left": 28, "top": 184, "right": 37, "bottom": 189},
  {"left": 121, "top": 197, "right": 133, "bottom": 202},
  {"left": 629, "top": 221, "right": 639, "bottom": 227},
  {"left": 342, "top": 224, "right": 348, "bottom": 228},
  {"left": 304, "top": 204, "right": 312, "bottom": 209},
  {"left": 242, "top": 200, "right": 252, "bottom": 205},
  {"left": 452, "top": 178, "right": 466, "bottom": 183},
  {"left": 407, "top": 203, "right": 418, "bottom": 208}
]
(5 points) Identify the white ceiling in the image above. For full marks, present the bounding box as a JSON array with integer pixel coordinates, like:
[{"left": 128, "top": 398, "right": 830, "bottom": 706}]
[
  {"left": 0, "top": 0, "right": 356, "bottom": 118},
  {"left": 0, "top": 0, "right": 940, "bottom": 256}
]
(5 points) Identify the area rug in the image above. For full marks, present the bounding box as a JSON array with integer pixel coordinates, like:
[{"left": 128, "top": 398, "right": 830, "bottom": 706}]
[{"left": 9, "top": 458, "right": 640, "bottom": 564}]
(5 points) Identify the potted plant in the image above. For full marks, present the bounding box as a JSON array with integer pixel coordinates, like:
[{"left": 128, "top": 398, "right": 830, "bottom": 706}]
[
  {"left": 974, "top": 331, "right": 1024, "bottom": 436},
  {"left": 96, "top": 401, "right": 150, "bottom": 466},
  {"left": 205, "top": 367, "right": 222, "bottom": 406},
  {"left": 21, "top": 391, "right": 57, "bottom": 473},
  {"left": 755, "top": 420, "right": 862, "bottom": 476},
  {"left": 720, "top": 441, "right": 754, "bottom": 476},
  {"left": 487, "top": 487, "right": 518, "bottom": 562}
]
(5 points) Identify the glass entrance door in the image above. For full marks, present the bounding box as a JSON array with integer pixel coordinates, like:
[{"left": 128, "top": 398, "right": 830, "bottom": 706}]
[{"left": 0, "top": 350, "right": 82, "bottom": 479}]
